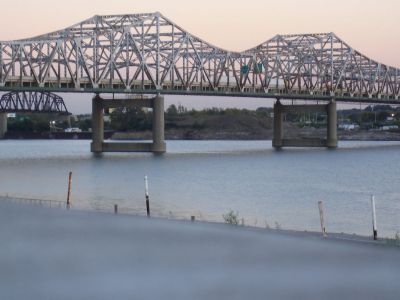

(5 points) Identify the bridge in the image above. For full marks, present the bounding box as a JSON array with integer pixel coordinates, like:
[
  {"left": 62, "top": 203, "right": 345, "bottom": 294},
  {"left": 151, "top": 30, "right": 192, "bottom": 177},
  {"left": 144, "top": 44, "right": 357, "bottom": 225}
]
[
  {"left": 0, "top": 12, "right": 399, "bottom": 151},
  {"left": 0, "top": 91, "right": 69, "bottom": 138}
]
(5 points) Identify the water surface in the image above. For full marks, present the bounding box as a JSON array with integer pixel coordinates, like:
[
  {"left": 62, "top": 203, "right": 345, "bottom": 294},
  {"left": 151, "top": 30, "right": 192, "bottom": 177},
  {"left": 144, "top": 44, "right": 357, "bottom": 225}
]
[{"left": 0, "top": 140, "right": 399, "bottom": 237}]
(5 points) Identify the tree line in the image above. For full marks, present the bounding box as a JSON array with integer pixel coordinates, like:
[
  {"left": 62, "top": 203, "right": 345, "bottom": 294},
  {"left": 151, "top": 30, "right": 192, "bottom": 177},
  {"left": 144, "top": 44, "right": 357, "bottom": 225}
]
[{"left": 5, "top": 104, "right": 400, "bottom": 133}]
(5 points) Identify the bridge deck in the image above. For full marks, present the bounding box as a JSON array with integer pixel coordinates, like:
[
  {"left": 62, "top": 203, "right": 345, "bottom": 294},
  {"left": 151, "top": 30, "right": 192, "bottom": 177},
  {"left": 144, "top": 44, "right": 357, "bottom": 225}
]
[
  {"left": 0, "top": 85, "right": 399, "bottom": 104},
  {"left": 0, "top": 13, "right": 399, "bottom": 104}
]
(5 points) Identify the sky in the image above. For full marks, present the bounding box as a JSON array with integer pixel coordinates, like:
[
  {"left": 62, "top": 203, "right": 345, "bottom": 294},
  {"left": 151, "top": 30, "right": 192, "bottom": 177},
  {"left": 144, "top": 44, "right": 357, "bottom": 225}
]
[{"left": 0, "top": 0, "right": 398, "bottom": 113}]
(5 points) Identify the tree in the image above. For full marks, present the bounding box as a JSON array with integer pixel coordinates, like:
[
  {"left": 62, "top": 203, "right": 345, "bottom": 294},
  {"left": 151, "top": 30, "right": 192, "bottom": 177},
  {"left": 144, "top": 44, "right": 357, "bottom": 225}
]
[
  {"left": 110, "top": 107, "right": 152, "bottom": 131},
  {"left": 166, "top": 104, "right": 178, "bottom": 116},
  {"left": 177, "top": 104, "right": 187, "bottom": 114}
]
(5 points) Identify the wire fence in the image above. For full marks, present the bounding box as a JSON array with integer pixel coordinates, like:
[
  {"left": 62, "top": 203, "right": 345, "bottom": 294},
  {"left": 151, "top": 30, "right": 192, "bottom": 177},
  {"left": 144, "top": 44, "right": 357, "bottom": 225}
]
[
  {"left": 0, "top": 195, "right": 191, "bottom": 221},
  {"left": 1, "top": 194, "right": 399, "bottom": 246},
  {"left": 0, "top": 196, "right": 65, "bottom": 208}
]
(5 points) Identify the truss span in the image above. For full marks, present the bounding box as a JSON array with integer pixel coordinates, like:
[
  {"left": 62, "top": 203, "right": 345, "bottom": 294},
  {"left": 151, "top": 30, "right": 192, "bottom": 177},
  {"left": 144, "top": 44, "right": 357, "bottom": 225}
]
[
  {"left": 0, "top": 12, "right": 399, "bottom": 103},
  {"left": 0, "top": 91, "right": 69, "bottom": 114}
]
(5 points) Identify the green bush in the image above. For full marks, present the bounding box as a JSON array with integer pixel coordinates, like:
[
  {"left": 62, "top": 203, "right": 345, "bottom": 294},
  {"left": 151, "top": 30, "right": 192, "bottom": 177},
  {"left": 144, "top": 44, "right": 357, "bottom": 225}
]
[{"left": 223, "top": 210, "right": 239, "bottom": 225}]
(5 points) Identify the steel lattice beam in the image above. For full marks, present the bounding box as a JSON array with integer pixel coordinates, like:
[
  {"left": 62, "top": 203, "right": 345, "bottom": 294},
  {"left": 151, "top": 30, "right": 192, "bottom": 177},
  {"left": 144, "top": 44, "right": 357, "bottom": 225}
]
[
  {"left": 0, "top": 91, "right": 69, "bottom": 114},
  {"left": 0, "top": 12, "right": 399, "bottom": 103}
]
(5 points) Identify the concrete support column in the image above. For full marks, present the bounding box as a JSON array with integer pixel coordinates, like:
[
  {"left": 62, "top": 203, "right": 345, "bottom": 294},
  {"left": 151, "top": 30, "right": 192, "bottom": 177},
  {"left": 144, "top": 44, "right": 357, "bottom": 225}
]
[
  {"left": 0, "top": 113, "right": 7, "bottom": 139},
  {"left": 327, "top": 100, "right": 338, "bottom": 148},
  {"left": 272, "top": 100, "right": 283, "bottom": 148},
  {"left": 91, "top": 95, "right": 104, "bottom": 153},
  {"left": 152, "top": 95, "right": 166, "bottom": 153}
]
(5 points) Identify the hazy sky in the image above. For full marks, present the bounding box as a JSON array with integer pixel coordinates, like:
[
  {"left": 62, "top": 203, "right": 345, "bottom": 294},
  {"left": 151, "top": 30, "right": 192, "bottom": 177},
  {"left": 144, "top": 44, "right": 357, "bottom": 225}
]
[{"left": 1, "top": 0, "right": 398, "bottom": 113}]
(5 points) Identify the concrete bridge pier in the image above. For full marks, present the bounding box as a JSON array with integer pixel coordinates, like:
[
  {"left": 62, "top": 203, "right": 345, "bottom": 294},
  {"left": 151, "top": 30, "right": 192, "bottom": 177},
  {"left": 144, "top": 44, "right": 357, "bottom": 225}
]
[
  {"left": 272, "top": 100, "right": 283, "bottom": 148},
  {"left": 326, "top": 100, "right": 338, "bottom": 148},
  {"left": 91, "top": 95, "right": 104, "bottom": 153},
  {"left": 152, "top": 95, "right": 166, "bottom": 153},
  {"left": 272, "top": 99, "right": 338, "bottom": 149},
  {"left": 91, "top": 94, "right": 166, "bottom": 153},
  {"left": 0, "top": 113, "right": 7, "bottom": 139}
]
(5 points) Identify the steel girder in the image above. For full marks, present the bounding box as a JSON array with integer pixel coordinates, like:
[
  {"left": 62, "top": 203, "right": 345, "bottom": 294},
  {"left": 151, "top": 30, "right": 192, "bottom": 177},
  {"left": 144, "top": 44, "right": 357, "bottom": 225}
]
[
  {"left": 0, "top": 91, "right": 69, "bottom": 114},
  {"left": 0, "top": 12, "right": 398, "bottom": 102}
]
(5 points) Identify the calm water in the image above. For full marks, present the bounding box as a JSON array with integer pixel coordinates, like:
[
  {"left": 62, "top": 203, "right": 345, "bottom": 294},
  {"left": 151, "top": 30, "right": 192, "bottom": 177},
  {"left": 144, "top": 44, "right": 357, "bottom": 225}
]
[{"left": 0, "top": 140, "right": 399, "bottom": 237}]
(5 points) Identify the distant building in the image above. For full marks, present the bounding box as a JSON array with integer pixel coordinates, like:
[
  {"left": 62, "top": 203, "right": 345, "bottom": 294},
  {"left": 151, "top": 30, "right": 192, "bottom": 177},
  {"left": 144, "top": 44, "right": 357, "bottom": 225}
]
[
  {"left": 338, "top": 123, "right": 359, "bottom": 131},
  {"left": 76, "top": 114, "right": 91, "bottom": 121},
  {"left": 65, "top": 128, "right": 82, "bottom": 133},
  {"left": 380, "top": 125, "right": 398, "bottom": 131}
]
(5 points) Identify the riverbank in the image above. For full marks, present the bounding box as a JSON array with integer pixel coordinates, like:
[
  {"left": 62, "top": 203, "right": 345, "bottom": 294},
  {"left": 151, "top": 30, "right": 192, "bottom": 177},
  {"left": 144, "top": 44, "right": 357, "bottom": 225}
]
[
  {"left": 3, "top": 129, "right": 400, "bottom": 141},
  {"left": 1, "top": 195, "right": 395, "bottom": 245},
  {"left": 3, "top": 115, "right": 400, "bottom": 141},
  {"left": 3, "top": 131, "right": 114, "bottom": 140},
  {"left": 112, "top": 127, "right": 400, "bottom": 141},
  {"left": 1, "top": 200, "right": 399, "bottom": 300}
]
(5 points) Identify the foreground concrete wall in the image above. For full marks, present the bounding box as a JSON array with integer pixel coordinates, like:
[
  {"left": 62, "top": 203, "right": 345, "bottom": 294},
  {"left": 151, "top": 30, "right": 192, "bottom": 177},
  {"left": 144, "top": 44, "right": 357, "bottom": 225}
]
[
  {"left": 0, "top": 113, "right": 7, "bottom": 139},
  {"left": 1, "top": 201, "right": 399, "bottom": 300}
]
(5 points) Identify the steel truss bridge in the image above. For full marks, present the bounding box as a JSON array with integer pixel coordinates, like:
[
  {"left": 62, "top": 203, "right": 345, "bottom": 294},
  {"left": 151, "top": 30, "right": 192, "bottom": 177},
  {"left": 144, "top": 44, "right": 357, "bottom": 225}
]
[
  {"left": 0, "top": 12, "right": 399, "bottom": 104},
  {"left": 0, "top": 91, "right": 69, "bottom": 114}
]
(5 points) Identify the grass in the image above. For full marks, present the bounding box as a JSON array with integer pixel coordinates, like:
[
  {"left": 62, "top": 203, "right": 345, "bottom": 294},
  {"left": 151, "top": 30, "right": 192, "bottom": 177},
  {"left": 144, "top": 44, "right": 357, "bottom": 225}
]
[{"left": 386, "top": 231, "right": 400, "bottom": 247}]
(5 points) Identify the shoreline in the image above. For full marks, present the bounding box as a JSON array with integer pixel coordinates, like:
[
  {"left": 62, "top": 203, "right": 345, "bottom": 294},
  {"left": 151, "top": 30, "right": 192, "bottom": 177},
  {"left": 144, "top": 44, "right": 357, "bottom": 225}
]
[
  {"left": 1, "top": 195, "right": 398, "bottom": 247},
  {"left": 2, "top": 128, "right": 400, "bottom": 141}
]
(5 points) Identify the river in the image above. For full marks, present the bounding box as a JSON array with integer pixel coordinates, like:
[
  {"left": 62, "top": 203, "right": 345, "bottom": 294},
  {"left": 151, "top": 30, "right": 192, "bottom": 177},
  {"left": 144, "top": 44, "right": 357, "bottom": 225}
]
[{"left": 0, "top": 140, "right": 399, "bottom": 237}]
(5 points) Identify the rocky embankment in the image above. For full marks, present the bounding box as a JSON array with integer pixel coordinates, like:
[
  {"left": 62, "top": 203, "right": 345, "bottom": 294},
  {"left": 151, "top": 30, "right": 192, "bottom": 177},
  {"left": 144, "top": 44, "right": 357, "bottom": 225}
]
[
  {"left": 112, "top": 128, "right": 400, "bottom": 141},
  {"left": 112, "top": 113, "right": 400, "bottom": 141}
]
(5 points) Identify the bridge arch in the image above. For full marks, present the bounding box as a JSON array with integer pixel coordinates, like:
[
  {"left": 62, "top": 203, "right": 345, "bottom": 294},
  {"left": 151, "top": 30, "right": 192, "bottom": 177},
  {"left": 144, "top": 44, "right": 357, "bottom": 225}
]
[
  {"left": 0, "top": 91, "right": 69, "bottom": 114},
  {"left": 0, "top": 91, "right": 69, "bottom": 138}
]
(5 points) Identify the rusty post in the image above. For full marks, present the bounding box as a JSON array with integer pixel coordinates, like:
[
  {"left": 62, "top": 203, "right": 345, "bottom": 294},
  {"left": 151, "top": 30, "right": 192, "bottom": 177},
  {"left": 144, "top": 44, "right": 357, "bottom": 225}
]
[
  {"left": 66, "top": 171, "right": 72, "bottom": 209},
  {"left": 145, "top": 175, "right": 150, "bottom": 217}
]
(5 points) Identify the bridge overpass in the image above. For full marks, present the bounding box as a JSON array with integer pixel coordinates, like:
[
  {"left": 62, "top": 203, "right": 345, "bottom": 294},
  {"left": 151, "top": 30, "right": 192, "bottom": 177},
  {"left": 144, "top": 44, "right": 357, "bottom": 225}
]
[{"left": 1, "top": 12, "right": 399, "bottom": 151}]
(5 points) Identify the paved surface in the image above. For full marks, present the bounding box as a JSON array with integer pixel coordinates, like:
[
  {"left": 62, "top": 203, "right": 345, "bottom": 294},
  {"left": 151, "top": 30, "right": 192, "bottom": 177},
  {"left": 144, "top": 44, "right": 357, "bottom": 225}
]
[{"left": 1, "top": 202, "right": 399, "bottom": 300}]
